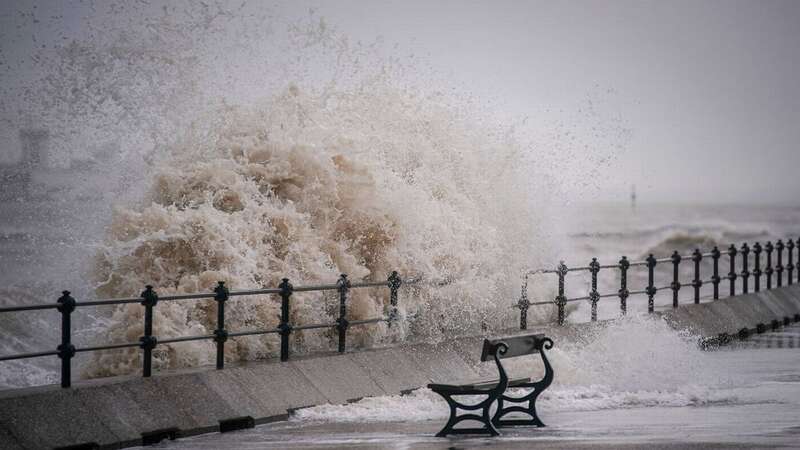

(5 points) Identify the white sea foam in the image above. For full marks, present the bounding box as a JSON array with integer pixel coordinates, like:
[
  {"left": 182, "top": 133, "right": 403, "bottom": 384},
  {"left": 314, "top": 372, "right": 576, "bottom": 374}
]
[
  {"left": 24, "top": 4, "right": 628, "bottom": 379},
  {"left": 82, "top": 79, "right": 567, "bottom": 377},
  {"left": 292, "top": 316, "right": 746, "bottom": 423},
  {"left": 293, "top": 385, "right": 743, "bottom": 424},
  {"left": 0, "top": 4, "right": 627, "bottom": 386}
]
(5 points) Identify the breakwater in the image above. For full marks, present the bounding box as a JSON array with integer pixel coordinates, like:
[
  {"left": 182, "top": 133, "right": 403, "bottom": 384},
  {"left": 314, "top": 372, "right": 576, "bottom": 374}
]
[{"left": 2, "top": 284, "right": 800, "bottom": 450}]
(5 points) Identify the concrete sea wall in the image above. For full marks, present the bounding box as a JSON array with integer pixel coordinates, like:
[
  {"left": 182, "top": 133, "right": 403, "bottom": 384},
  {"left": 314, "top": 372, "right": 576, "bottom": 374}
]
[
  {"left": 657, "top": 284, "right": 800, "bottom": 342},
  {"left": 0, "top": 338, "right": 506, "bottom": 450},
  {"left": 2, "top": 285, "right": 800, "bottom": 449}
]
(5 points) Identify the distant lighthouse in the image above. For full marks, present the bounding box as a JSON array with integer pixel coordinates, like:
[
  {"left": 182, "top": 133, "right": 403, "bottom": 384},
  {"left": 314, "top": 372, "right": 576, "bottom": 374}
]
[{"left": 631, "top": 184, "right": 637, "bottom": 211}]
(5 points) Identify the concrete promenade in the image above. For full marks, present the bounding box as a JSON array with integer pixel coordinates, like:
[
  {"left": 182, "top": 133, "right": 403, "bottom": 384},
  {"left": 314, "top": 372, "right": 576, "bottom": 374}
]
[{"left": 2, "top": 285, "right": 800, "bottom": 449}]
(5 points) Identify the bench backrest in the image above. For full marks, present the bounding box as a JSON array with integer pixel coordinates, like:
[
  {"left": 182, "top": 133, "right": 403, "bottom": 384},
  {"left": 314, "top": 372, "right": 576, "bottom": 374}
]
[{"left": 480, "top": 333, "right": 545, "bottom": 361}]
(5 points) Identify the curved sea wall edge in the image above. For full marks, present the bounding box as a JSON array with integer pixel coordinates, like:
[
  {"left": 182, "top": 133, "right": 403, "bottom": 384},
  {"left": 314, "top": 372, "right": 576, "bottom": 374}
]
[{"left": 2, "top": 284, "right": 800, "bottom": 450}]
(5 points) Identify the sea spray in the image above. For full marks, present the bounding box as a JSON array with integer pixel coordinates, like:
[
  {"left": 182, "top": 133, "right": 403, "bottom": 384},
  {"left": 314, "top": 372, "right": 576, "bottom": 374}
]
[
  {"left": 293, "top": 315, "right": 742, "bottom": 423},
  {"left": 0, "top": 3, "right": 622, "bottom": 383},
  {"left": 83, "top": 85, "right": 558, "bottom": 377}
]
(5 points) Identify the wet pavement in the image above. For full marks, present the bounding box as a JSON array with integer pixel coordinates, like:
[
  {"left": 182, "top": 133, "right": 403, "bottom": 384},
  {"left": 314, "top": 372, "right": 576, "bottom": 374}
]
[{"left": 143, "top": 326, "right": 800, "bottom": 449}]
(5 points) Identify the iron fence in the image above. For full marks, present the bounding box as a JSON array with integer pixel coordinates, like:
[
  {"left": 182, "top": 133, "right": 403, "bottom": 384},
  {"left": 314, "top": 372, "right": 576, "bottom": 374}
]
[
  {"left": 516, "top": 237, "right": 800, "bottom": 328},
  {"left": 0, "top": 271, "right": 417, "bottom": 388},
  {"left": 6, "top": 237, "right": 800, "bottom": 390}
]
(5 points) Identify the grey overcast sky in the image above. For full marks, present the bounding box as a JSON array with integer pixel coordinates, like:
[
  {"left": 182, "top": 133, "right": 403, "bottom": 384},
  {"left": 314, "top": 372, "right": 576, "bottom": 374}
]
[
  {"left": 2, "top": 0, "right": 800, "bottom": 205},
  {"left": 308, "top": 0, "right": 800, "bottom": 205}
]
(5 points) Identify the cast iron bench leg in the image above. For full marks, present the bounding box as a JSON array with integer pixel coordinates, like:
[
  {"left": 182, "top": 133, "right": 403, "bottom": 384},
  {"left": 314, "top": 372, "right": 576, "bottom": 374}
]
[
  {"left": 430, "top": 341, "right": 510, "bottom": 437},
  {"left": 492, "top": 337, "right": 553, "bottom": 427},
  {"left": 432, "top": 390, "right": 500, "bottom": 437}
]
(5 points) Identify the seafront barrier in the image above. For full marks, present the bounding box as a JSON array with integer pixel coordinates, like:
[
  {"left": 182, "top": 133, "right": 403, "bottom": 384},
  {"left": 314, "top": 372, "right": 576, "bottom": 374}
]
[
  {"left": 517, "top": 238, "right": 800, "bottom": 327},
  {"left": 0, "top": 272, "right": 413, "bottom": 389},
  {"left": 2, "top": 238, "right": 800, "bottom": 449},
  {"left": 2, "top": 285, "right": 800, "bottom": 449}
]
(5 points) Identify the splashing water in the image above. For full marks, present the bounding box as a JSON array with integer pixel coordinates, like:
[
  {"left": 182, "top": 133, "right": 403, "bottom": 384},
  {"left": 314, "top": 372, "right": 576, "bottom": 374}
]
[
  {"left": 0, "top": 3, "right": 626, "bottom": 382},
  {"left": 293, "top": 316, "right": 743, "bottom": 424},
  {"left": 83, "top": 83, "right": 562, "bottom": 377}
]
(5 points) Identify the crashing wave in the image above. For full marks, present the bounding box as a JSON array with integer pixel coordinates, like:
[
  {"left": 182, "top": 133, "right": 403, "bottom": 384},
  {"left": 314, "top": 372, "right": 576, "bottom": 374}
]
[{"left": 83, "top": 86, "right": 554, "bottom": 378}]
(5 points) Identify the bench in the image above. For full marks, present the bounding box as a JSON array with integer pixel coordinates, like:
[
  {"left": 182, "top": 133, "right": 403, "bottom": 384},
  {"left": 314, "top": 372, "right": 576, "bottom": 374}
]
[{"left": 427, "top": 333, "right": 554, "bottom": 437}]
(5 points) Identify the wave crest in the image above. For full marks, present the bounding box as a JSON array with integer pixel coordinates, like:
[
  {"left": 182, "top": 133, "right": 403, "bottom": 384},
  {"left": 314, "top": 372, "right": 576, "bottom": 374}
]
[{"left": 84, "top": 86, "right": 552, "bottom": 378}]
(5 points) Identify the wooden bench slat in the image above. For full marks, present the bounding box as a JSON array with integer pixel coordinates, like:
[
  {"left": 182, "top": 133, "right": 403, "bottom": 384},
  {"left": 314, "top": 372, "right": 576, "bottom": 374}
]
[
  {"left": 428, "top": 376, "right": 530, "bottom": 391},
  {"left": 481, "top": 333, "right": 545, "bottom": 361},
  {"left": 470, "top": 377, "right": 531, "bottom": 389}
]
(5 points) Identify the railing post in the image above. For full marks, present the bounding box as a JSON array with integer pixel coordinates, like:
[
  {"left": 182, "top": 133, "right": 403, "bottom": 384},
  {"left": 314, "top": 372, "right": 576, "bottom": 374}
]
[
  {"left": 336, "top": 274, "right": 350, "bottom": 353},
  {"left": 556, "top": 261, "right": 567, "bottom": 326},
  {"left": 589, "top": 258, "right": 600, "bottom": 321},
  {"left": 692, "top": 249, "right": 702, "bottom": 304},
  {"left": 765, "top": 241, "right": 774, "bottom": 289},
  {"left": 671, "top": 251, "right": 681, "bottom": 308},
  {"left": 711, "top": 246, "right": 721, "bottom": 299},
  {"left": 740, "top": 243, "right": 750, "bottom": 294},
  {"left": 213, "top": 281, "right": 229, "bottom": 369},
  {"left": 278, "top": 278, "right": 293, "bottom": 361},
  {"left": 787, "top": 240, "right": 795, "bottom": 285},
  {"left": 776, "top": 240, "right": 785, "bottom": 287},
  {"left": 56, "top": 291, "right": 76, "bottom": 388},
  {"left": 618, "top": 256, "right": 629, "bottom": 316},
  {"left": 387, "top": 271, "right": 402, "bottom": 326},
  {"left": 753, "top": 242, "right": 762, "bottom": 292},
  {"left": 139, "top": 285, "right": 158, "bottom": 378},
  {"left": 728, "top": 244, "right": 737, "bottom": 296},
  {"left": 646, "top": 254, "right": 657, "bottom": 313}
]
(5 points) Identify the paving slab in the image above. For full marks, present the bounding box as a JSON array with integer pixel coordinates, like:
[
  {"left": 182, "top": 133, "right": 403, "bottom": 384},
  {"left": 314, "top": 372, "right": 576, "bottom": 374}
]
[
  {"left": 149, "top": 372, "right": 237, "bottom": 429},
  {"left": 0, "top": 422, "right": 24, "bottom": 450},
  {"left": 738, "top": 293, "right": 781, "bottom": 323},
  {"left": 702, "top": 300, "right": 746, "bottom": 333},
  {"left": 108, "top": 376, "right": 197, "bottom": 433},
  {"left": 765, "top": 288, "right": 800, "bottom": 318},
  {"left": 757, "top": 290, "right": 794, "bottom": 320},
  {"left": 707, "top": 299, "right": 745, "bottom": 331},
  {"left": 719, "top": 295, "right": 767, "bottom": 326},
  {"left": 72, "top": 382, "right": 158, "bottom": 445},
  {"left": 0, "top": 386, "right": 119, "bottom": 449},
  {"left": 215, "top": 361, "right": 327, "bottom": 415},
  {"left": 685, "top": 303, "right": 729, "bottom": 335},
  {"left": 291, "top": 353, "right": 385, "bottom": 404},
  {"left": 661, "top": 303, "right": 715, "bottom": 336},
  {"left": 400, "top": 341, "right": 480, "bottom": 385},
  {"left": 198, "top": 367, "right": 287, "bottom": 420},
  {"left": 349, "top": 348, "right": 430, "bottom": 395}
]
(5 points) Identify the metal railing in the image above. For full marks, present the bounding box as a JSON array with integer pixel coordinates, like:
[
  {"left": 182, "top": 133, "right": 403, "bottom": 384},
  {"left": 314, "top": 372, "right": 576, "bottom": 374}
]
[
  {"left": 0, "top": 271, "right": 417, "bottom": 388},
  {"left": 516, "top": 237, "right": 800, "bottom": 327}
]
